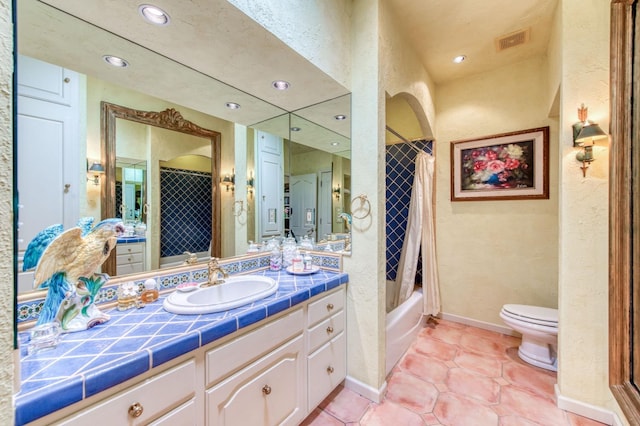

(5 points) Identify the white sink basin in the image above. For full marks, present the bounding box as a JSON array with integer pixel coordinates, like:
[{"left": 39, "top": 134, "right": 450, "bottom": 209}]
[{"left": 163, "top": 275, "right": 278, "bottom": 315}]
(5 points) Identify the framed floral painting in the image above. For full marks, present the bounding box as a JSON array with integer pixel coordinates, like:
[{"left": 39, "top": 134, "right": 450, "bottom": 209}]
[{"left": 450, "top": 127, "right": 549, "bottom": 201}]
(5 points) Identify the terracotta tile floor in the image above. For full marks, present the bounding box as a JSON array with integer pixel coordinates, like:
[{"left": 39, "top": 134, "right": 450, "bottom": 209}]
[{"left": 301, "top": 318, "right": 606, "bottom": 426}]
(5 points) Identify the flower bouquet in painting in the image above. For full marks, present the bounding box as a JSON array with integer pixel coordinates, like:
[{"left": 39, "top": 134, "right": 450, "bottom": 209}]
[{"left": 460, "top": 141, "right": 534, "bottom": 190}]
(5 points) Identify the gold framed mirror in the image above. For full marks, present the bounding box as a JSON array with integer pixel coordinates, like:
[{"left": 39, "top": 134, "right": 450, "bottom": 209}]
[{"left": 100, "top": 102, "right": 221, "bottom": 276}]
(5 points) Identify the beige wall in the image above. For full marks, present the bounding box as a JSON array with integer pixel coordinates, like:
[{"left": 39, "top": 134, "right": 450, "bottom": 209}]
[
  {"left": 381, "top": 2, "right": 436, "bottom": 139},
  {"left": 435, "top": 56, "right": 559, "bottom": 325},
  {"left": 0, "top": 0, "right": 13, "bottom": 421},
  {"left": 227, "top": 0, "right": 352, "bottom": 90},
  {"left": 556, "top": 0, "right": 619, "bottom": 419},
  {"left": 345, "top": 0, "right": 387, "bottom": 394}
]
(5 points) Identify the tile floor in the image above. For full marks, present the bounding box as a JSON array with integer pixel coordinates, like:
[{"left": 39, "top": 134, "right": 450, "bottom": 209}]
[{"left": 302, "top": 318, "right": 606, "bottom": 426}]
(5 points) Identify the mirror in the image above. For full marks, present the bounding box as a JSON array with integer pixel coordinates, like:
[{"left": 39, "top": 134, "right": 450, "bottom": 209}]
[
  {"left": 101, "top": 101, "right": 221, "bottom": 277},
  {"left": 16, "top": 0, "right": 351, "bottom": 294},
  {"left": 115, "top": 158, "right": 147, "bottom": 223}
]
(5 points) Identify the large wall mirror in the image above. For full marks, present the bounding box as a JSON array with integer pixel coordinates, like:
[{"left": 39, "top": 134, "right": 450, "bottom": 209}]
[{"left": 15, "top": 0, "right": 351, "bottom": 295}]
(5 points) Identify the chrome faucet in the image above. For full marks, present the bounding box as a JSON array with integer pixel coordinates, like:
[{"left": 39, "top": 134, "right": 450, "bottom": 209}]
[{"left": 204, "top": 257, "right": 228, "bottom": 287}]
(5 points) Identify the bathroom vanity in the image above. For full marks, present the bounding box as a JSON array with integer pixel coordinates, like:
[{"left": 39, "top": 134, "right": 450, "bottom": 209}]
[
  {"left": 16, "top": 266, "right": 347, "bottom": 426},
  {"left": 115, "top": 239, "right": 147, "bottom": 275}
]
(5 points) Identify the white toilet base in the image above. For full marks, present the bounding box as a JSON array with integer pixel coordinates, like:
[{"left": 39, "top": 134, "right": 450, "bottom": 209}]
[{"left": 518, "top": 337, "right": 557, "bottom": 371}]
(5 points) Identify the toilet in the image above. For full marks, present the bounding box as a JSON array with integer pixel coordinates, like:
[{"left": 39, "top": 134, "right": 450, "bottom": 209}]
[{"left": 500, "top": 304, "right": 558, "bottom": 371}]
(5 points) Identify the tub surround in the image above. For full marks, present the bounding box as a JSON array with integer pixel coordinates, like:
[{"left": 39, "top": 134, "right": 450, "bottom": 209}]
[{"left": 15, "top": 255, "right": 347, "bottom": 425}]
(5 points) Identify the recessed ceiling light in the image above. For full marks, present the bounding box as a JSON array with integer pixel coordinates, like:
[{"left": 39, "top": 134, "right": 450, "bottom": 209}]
[
  {"left": 103, "top": 55, "right": 129, "bottom": 68},
  {"left": 138, "top": 4, "right": 170, "bottom": 26},
  {"left": 272, "top": 80, "right": 290, "bottom": 90},
  {"left": 290, "top": 127, "right": 301, "bottom": 132},
  {"left": 453, "top": 55, "right": 466, "bottom": 64},
  {"left": 334, "top": 114, "right": 347, "bottom": 121},
  {"left": 330, "top": 142, "right": 339, "bottom": 146},
  {"left": 225, "top": 102, "right": 241, "bottom": 110}
]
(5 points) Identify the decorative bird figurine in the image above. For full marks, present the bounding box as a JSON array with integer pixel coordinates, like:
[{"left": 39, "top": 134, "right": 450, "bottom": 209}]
[{"left": 24, "top": 218, "right": 125, "bottom": 332}]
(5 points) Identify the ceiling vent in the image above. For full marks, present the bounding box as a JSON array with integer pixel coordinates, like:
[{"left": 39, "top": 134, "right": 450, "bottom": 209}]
[{"left": 495, "top": 28, "right": 530, "bottom": 52}]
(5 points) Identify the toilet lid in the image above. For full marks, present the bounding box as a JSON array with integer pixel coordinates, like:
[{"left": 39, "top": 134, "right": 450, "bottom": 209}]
[{"left": 503, "top": 304, "right": 558, "bottom": 326}]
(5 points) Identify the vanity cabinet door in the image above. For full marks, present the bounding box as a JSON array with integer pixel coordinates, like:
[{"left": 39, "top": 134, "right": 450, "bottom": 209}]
[
  {"left": 308, "top": 332, "right": 346, "bottom": 410},
  {"left": 206, "top": 335, "right": 305, "bottom": 426}
]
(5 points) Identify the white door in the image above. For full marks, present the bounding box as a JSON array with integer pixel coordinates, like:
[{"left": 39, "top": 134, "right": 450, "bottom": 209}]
[
  {"left": 17, "top": 56, "right": 81, "bottom": 261},
  {"left": 318, "top": 170, "right": 332, "bottom": 239},
  {"left": 17, "top": 55, "right": 82, "bottom": 292},
  {"left": 290, "top": 174, "right": 317, "bottom": 240},
  {"left": 255, "top": 131, "right": 283, "bottom": 239}
]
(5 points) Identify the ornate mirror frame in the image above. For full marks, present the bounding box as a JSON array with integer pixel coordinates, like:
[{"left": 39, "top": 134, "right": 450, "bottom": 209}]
[
  {"left": 609, "top": 0, "right": 640, "bottom": 423},
  {"left": 100, "top": 101, "right": 221, "bottom": 276}
]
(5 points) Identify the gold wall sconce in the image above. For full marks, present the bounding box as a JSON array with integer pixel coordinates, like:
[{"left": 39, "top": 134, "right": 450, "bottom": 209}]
[
  {"left": 572, "top": 104, "right": 608, "bottom": 177},
  {"left": 333, "top": 184, "right": 341, "bottom": 200},
  {"left": 87, "top": 161, "right": 105, "bottom": 186},
  {"left": 221, "top": 169, "right": 235, "bottom": 192},
  {"left": 246, "top": 171, "right": 255, "bottom": 195}
]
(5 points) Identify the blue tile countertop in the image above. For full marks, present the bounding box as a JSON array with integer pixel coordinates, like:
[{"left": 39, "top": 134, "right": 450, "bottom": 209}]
[
  {"left": 116, "top": 236, "right": 146, "bottom": 244},
  {"left": 15, "top": 269, "right": 348, "bottom": 425}
]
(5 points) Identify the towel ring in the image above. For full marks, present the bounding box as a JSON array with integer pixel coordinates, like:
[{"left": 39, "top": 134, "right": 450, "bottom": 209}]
[
  {"left": 350, "top": 194, "right": 371, "bottom": 220},
  {"left": 233, "top": 200, "right": 245, "bottom": 217}
]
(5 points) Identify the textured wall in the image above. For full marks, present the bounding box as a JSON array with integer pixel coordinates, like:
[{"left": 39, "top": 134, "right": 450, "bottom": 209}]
[
  {"left": 226, "top": 0, "right": 352, "bottom": 89},
  {"left": 0, "top": 1, "right": 14, "bottom": 422},
  {"left": 435, "top": 56, "right": 559, "bottom": 326},
  {"left": 380, "top": 3, "right": 436, "bottom": 139},
  {"left": 556, "top": 0, "right": 617, "bottom": 417}
]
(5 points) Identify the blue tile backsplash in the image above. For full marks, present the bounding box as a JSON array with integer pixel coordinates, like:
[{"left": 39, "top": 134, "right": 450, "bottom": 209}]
[
  {"left": 160, "top": 167, "right": 212, "bottom": 257},
  {"left": 386, "top": 140, "right": 433, "bottom": 282}
]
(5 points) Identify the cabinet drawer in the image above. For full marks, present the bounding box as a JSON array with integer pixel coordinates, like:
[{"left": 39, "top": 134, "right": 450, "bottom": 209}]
[
  {"left": 206, "top": 335, "right": 305, "bottom": 426},
  {"left": 116, "top": 243, "right": 144, "bottom": 255},
  {"left": 56, "top": 359, "right": 196, "bottom": 426},
  {"left": 116, "top": 262, "right": 145, "bottom": 276},
  {"left": 307, "top": 288, "right": 345, "bottom": 327},
  {"left": 148, "top": 399, "right": 197, "bottom": 425},
  {"left": 206, "top": 308, "right": 304, "bottom": 387},
  {"left": 117, "top": 252, "right": 144, "bottom": 265},
  {"left": 308, "top": 310, "right": 345, "bottom": 354},
  {"left": 308, "top": 332, "right": 346, "bottom": 411}
]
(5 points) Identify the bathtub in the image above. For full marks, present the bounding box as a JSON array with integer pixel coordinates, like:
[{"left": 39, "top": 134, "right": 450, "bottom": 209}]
[{"left": 386, "top": 285, "right": 425, "bottom": 376}]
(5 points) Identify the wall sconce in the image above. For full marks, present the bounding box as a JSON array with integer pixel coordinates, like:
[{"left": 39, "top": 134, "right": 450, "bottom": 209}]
[
  {"left": 333, "top": 184, "right": 341, "bottom": 200},
  {"left": 221, "top": 169, "right": 235, "bottom": 192},
  {"left": 87, "top": 161, "right": 105, "bottom": 186},
  {"left": 246, "top": 171, "right": 255, "bottom": 195},
  {"left": 572, "top": 104, "right": 608, "bottom": 177}
]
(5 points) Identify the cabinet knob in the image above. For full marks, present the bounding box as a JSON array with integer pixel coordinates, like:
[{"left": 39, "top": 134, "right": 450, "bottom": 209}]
[
  {"left": 327, "top": 303, "right": 334, "bottom": 311},
  {"left": 327, "top": 366, "right": 334, "bottom": 374},
  {"left": 128, "top": 402, "right": 144, "bottom": 418},
  {"left": 262, "top": 385, "right": 272, "bottom": 395},
  {"left": 326, "top": 326, "right": 334, "bottom": 334}
]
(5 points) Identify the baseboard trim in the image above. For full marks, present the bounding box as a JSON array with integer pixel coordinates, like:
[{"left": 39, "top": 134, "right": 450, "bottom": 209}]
[
  {"left": 440, "top": 312, "right": 519, "bottom": 336},
  {"left": 555, "top": 384, "right": 619, "bottom": 425},
  {"left": 344, "top": 375, "right": 387, "bottom": 403}
]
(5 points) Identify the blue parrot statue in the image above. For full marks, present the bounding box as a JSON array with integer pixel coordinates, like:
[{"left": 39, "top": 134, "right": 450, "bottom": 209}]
[{"left": 24, "top": 218, "right": 125, "bottom": 332}]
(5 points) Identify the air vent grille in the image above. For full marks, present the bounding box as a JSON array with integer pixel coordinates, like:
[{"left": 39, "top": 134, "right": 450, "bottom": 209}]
[{"left": 496, "top": 28, "right": 530, "bottom": 52}]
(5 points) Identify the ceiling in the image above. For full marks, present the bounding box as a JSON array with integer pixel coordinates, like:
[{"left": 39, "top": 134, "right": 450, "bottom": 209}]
[
  {"left": 386, "top": 0, "right": 559, "bottom": 84},
  {"left": 20, "top": 0, "right": 559, "bottom": 146}
]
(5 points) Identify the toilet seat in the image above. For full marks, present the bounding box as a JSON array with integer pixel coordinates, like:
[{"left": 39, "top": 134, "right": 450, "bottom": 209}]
[{"left": 502, "top": 304, "right": 558, "bottom": 328}]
